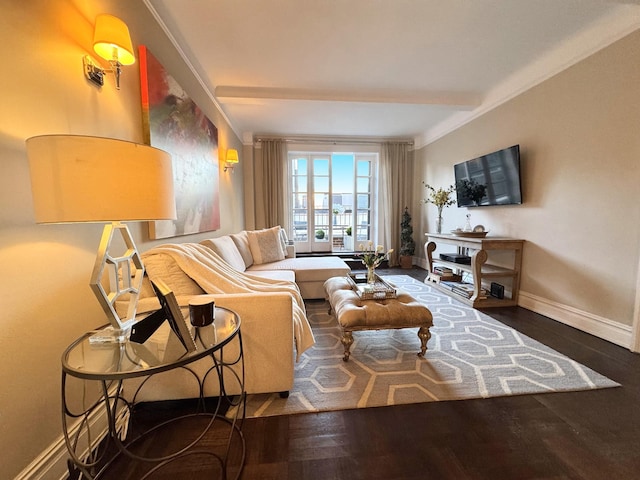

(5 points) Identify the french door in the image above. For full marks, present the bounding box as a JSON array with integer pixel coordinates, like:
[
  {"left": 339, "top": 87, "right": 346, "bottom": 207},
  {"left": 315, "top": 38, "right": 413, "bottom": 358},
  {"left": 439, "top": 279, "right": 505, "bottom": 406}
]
[{"left": 290, "top": 152, "right": 377, "bottom": 253}]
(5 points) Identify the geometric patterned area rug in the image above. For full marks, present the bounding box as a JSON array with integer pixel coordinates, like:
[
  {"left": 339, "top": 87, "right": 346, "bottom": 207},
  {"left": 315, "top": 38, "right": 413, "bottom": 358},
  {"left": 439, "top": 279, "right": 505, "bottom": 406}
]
[{"left": 242, "top": 275, "right": 619, "bottom": 418}]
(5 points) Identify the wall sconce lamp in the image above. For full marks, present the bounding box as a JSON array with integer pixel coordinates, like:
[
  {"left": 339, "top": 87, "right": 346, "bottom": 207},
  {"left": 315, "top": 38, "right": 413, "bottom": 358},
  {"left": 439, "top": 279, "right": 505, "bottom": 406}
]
[
  {"left": 83, "top": 14, "right": 135, "bottom": 89},
  {"left": 224, "top": 148, "right": 239, "bottom": 172},
  {"left": 26, "top": 135, "right": 176, "bottom": 341}
]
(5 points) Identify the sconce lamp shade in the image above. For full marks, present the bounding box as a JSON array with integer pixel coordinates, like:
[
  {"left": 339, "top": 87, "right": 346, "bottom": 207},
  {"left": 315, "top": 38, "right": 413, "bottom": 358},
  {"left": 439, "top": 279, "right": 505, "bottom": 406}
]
[
  {"left": 226, "top": 149, "right": 239, "bottom": 164},
  {"left": 93, "top": 14, "right": 135, "bottom": 65},
  {"left": 26, "top": 135, "right": 176, "bottom": 224}
]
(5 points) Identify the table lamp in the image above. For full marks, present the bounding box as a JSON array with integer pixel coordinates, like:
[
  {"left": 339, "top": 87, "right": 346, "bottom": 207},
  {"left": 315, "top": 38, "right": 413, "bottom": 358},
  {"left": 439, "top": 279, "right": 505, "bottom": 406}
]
[{"left": 25, "top": 135, "right": 176, "bottom": 340}]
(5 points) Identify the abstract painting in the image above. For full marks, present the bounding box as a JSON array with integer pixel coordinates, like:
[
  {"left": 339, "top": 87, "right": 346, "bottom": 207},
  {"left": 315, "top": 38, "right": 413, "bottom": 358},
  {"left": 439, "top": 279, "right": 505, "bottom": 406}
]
[{"left": 139, "top": 45, "right": 220, "bottom": 239}]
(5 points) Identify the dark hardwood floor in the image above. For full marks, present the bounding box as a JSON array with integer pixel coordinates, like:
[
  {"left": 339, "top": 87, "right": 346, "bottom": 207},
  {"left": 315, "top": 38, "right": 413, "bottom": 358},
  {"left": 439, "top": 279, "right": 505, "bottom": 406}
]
[{"left": 89, "top": 267, "right": 640, "bottom": 479}]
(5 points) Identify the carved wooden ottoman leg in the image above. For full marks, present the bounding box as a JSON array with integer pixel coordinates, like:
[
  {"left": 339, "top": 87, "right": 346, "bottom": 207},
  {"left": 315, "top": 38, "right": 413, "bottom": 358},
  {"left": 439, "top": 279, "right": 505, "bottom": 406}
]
[
  {"left": 417, "top": 326, "right": 431, "bottom": 357},
  {"left": 341, "top": 331, "right": 354, "bottom": 362}
]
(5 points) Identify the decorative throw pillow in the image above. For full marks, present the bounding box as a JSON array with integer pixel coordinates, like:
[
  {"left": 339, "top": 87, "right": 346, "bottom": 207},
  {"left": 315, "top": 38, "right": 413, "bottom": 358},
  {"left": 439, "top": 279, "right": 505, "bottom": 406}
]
[
  {"left": 200, "top": 236, "right": 247, "bottom": 272},
  {"left": 230, "top": 231, "right": 254, "bottom": 268},
  {"left": 247, "top": 226, "right": 286, "bottom": 265}
]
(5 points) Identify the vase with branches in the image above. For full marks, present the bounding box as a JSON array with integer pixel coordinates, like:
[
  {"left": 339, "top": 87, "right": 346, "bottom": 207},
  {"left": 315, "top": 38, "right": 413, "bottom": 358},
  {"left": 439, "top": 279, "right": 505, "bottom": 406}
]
[
  {"left": 356, "top": 241, "right": 393, "bottom": 284},
  {"left": 423, "top": 182, "right": 456, "bottom": 234}
]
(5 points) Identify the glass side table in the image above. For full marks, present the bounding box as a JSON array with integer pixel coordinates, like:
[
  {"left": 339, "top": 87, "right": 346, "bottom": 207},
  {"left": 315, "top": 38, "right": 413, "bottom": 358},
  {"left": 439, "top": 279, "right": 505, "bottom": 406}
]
[{"left": 61, "top": 306, "right": 245, "bottom": 479}]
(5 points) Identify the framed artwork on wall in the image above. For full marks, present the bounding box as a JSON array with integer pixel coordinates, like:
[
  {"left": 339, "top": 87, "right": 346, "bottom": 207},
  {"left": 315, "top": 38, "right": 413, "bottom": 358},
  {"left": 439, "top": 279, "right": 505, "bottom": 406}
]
[{"left": 139, "top": 45, "right": 220, "bottom": 239}]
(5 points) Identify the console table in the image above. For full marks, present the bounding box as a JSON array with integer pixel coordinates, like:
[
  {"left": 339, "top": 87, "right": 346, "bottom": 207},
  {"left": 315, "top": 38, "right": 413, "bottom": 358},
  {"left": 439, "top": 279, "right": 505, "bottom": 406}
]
[
  {"left": 61, "top": 307, "right": 245, "bottom": 479},
  {"left": 424, "top": 233, "right": 524, "bottom": 308}
]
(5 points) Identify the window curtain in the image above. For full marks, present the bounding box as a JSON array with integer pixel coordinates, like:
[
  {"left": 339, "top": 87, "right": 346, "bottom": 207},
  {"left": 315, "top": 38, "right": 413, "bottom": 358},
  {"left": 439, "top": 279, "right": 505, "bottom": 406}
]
[
  {"left": 379, "top": 142, "right": 414, "bottom": 266},
  {"left": 255, "top": 139, "right": 290, "bottom": 231}
]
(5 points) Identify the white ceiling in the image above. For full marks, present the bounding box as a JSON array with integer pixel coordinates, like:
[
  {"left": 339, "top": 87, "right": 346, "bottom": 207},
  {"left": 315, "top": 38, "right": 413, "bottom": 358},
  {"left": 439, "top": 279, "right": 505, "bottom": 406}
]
[{"left": 145, "top": 0, "right": 640, "bottom": 146}]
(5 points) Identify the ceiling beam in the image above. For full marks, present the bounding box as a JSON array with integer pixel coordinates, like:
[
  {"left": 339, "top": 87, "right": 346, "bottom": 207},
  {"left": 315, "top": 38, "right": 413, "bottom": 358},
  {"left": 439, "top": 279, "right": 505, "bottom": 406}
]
[{"left": 215, "top": 86, "right": 482, "bottom": 109}]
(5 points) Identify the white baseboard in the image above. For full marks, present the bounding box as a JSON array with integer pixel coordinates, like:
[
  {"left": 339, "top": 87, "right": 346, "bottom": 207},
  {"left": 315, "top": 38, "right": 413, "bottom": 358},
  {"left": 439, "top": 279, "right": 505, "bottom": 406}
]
[
  {"left": 14, "top": 388, "right": 121, "bottom": 480},
  {"left": 518, "top": 290, "right": 633, "bottom": 349},
  {"left": 416, "top": 257, "right": 634, "bottom": 349}
]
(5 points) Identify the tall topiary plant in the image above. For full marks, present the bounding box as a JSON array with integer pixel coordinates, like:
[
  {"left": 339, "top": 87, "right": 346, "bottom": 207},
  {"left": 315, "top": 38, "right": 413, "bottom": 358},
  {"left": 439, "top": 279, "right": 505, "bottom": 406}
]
[{"left": 399, "top": 206, "right": 415, "bottom": 268}]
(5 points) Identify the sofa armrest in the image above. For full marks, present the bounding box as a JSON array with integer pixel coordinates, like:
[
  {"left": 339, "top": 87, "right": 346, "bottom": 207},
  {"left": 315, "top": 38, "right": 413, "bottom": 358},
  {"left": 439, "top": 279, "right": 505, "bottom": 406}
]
[{"left": 179, "top": 292, "right": 295, "bottom": 395}]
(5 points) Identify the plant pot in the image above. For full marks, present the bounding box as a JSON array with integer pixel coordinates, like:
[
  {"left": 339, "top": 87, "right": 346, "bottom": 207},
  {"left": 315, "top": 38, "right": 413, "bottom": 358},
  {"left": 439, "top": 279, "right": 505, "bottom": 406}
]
[
  {"left": 399, "top": 255, "right": 413, "bottom": 269},
  {"left": 344, "top": 235, "right": 353, "bottom": 251}
]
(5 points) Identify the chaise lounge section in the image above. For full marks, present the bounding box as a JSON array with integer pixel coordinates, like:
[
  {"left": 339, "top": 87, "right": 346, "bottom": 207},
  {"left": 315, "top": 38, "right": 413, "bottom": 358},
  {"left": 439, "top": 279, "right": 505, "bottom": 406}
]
[{"left": 200, "top": 226, "right": 351, "bottom": 299}]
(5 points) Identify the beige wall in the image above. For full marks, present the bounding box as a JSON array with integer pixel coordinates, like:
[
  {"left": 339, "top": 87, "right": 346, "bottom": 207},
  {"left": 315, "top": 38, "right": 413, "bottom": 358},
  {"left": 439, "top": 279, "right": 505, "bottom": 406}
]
[
  {"left": 0, "top": 1, "right": 243, "bottom": 478},
  {"left": 413, "top": 30, "right": 640, "bottom": 336}
]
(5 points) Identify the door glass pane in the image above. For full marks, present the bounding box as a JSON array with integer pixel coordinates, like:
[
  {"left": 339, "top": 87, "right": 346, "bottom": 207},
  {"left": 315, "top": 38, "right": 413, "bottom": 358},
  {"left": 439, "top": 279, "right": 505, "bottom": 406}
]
[
  {"left": 290, "top": 152, "right": 376, "bottom": 252},
  {"left": 331, "top": 154, "right": 354, "bottom": 248},
  {"left": 357, "top": 161, "right": 370, "bottom": 176},
  {"left": 314, "top": 177, "right": 329, "bottom": 192},
  {"left": 293, "top": 157, "right": 307, "bottom": 174},
  {"left": 356, "top": 177, "right": 370, "bottom": 192},
  {"left": 314, "top": 159, "right": 329, "bottom": 175},
  {"left": 292, "top": 175, "right": 307, "bottom": 192}
]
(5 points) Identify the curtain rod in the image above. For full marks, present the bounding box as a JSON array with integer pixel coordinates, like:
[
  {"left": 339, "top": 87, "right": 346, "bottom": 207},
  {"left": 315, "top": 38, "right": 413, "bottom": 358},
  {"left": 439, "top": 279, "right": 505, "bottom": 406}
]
[{"left": 254, "top": 136, "right": 414, "bottom": 146}]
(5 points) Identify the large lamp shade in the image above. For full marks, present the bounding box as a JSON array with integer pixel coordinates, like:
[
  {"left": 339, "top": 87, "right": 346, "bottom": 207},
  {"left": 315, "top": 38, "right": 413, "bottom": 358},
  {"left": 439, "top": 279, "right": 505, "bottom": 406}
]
[
  {"left": 25, "top": 135, "right": 176, "bottom": 336},
  {"left": 26, "top": 135, "right": 176, "bottom": 223}
]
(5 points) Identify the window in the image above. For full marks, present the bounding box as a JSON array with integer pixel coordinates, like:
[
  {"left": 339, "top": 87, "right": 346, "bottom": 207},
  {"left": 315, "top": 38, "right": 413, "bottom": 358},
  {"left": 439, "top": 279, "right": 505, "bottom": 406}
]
[{"left": 290, "top": 151, "right": 378, "bottom": 253}]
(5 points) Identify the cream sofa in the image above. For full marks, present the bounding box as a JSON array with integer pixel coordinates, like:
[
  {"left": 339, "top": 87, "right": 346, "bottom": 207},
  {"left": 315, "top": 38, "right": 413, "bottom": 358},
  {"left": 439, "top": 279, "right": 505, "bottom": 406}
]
[
  {"left": 124, "top": 227, "right": 350, "bottom": 401},
  {"left": 200, "top": 228, "right": 350, "bottom": 299}
]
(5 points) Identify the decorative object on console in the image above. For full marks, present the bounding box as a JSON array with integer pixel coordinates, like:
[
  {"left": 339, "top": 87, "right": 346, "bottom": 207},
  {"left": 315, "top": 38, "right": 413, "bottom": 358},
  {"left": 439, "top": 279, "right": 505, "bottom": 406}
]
[
  {"left": 399, "top": 206, "right": 415, "bottom": 269},
  {"left": 83, "top": 14, "right": 135, "bottom": 90},
  {"left": 224, "top": 148, "right": 239, "bottom": 172},
  {"left": 139, "top": 45, "right": 220, "bottom": 239},
  {"left": 450, "top": 229, "right": 489, "bottom": 238},
  {"left": 356, "top": 241, "right": 393, "bottom": 285},
  {"left": 422, "top": 182, "right": 456, "bottom": 234},
  {"left": 450, "top": 218, "right": 489, "bottom": 237},
  {"left": 464, "top": 213, "right": 472, "bottom": 231},
  {"left": 25, "top": 135, "right": 176, "bottom": 339}
]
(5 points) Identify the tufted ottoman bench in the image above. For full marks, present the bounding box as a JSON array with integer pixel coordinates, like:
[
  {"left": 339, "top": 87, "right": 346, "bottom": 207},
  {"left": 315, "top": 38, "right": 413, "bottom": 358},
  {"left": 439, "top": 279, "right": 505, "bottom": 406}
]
[{"left": 324, "top": 276, "right": 433, "bottom": 361}]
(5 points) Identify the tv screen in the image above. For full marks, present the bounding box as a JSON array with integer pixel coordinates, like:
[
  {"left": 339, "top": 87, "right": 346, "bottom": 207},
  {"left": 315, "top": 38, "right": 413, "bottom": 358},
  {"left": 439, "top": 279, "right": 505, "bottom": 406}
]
[{"left": 454, "top": 145, "right": 522, "bottom": 207}]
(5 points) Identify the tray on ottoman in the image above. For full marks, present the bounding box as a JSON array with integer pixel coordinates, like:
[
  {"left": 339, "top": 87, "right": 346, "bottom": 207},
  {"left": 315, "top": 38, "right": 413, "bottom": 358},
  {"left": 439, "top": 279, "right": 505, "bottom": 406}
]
[{"left": 346, "top": 272, "right": 397, "bottom": 300}]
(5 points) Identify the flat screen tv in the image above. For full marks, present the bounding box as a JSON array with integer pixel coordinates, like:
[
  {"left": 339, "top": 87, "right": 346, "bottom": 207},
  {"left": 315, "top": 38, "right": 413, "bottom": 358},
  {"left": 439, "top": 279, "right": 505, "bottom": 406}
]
[{"left": 454, "top": 144, "right": 522, "bottom": 207}]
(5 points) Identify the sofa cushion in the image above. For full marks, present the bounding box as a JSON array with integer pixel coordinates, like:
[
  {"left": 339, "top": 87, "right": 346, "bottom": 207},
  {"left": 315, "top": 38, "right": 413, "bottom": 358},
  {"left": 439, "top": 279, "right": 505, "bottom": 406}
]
[
  {"left": 230, "top": 231, "right": 254, "bottom": 269},
  {"left": 247, "top": 226, "right": 286, "bottom": 264},
  {"left": 248, "top": 257, "right": 350, "bottom": 282},
  {"left": 200, "top": 236, "right": 246, "bottom": 272},
  {"left": 245, "top": 270, "right": 296, "bottom": 283}
]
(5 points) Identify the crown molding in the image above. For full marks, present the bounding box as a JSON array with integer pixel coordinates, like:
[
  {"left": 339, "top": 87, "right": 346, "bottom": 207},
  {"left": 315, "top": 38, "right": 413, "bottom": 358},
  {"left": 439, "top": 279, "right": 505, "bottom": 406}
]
[
  {"left": 142, "top": 0, "right": 243, "bottom": 143},
  {"left": 415, "top": 6, "right": 640, "bottom": 149}
]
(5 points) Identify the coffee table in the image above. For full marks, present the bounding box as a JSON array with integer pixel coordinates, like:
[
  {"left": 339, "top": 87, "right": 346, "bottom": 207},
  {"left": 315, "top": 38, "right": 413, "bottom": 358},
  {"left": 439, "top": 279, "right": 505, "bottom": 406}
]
[{"left": 324, "top": 276, "right": 433, "bottom": 361}]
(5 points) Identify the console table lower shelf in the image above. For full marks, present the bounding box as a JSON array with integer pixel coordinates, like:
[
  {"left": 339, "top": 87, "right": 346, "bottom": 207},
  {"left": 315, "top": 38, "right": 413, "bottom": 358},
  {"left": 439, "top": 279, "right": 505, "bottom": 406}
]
[
  {"left": 61, "top": 307, "right": 245, "bottom": 480},
  {"left": 424, "top": 233, "right": 524, "bottom": 308}
]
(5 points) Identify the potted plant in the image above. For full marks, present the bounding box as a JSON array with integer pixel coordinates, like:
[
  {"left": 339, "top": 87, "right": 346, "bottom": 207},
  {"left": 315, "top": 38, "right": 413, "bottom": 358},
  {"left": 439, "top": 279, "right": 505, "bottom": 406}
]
[
  {"left": 344, "top": 226, "right": 353, "bottom": 250},
  {"left": 399, "top": 206, "right": 415, "bottom": 269},
  {"left": 315, "top": 229, "right": 325, "bottom": 240}
]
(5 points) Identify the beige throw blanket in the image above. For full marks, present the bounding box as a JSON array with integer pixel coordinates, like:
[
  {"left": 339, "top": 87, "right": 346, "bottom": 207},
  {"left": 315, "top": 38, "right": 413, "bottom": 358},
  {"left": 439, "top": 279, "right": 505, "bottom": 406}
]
[{"left": 142, "top": 243, "right": 315, "bottom": 360}]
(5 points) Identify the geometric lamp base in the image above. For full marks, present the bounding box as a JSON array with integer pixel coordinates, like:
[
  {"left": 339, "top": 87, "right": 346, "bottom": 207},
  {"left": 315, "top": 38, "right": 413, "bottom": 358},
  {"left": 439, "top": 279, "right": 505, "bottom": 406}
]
[{"left": 89, "top": 222, "right": 144, "bottom": 335}]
